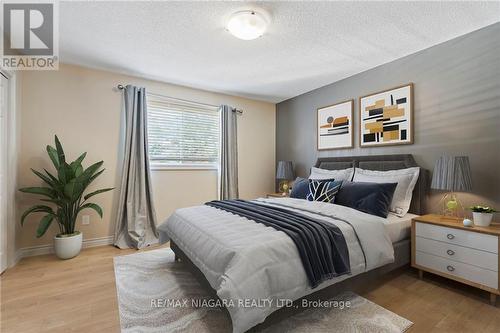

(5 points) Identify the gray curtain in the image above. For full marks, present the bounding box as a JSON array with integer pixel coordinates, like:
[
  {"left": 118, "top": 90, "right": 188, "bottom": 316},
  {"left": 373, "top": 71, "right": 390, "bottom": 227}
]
[
  {"left": 114, "top": 85, "right": 158, "bottom": 249},
  {"left": 219, "top": 105, "right": 239, "bottom": 200}
]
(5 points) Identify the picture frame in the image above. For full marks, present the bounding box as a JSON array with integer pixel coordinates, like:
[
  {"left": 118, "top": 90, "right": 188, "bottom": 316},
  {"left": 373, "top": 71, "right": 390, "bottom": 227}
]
[
  {"left": 317, "top": 99, "right": 354, "bottom": 150},
  {"left": 359, "top": 83, "right": 414, "bottom": 147}
]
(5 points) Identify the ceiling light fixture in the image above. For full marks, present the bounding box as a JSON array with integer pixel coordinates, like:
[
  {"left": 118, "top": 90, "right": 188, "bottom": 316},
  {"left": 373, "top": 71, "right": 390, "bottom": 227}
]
[{"left": 226, "top": 10, "right": 269, "bottom": 40}]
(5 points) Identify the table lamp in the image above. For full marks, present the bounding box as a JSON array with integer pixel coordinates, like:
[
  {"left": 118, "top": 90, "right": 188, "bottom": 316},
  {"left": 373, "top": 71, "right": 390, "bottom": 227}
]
[
  {"left": 431, "top": 156, "right": 472, "bottom": 217},
  {"left": 276, "top": 161, "right": 295, "bottom": 195}
]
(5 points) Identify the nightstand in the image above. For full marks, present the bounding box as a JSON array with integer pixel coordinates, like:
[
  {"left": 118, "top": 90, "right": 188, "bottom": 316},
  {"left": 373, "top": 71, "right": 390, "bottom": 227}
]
[
  {"left": 411, "top": 214, "right": 500, "bottom": 305},
  {"left": 266, "top": 192, "right": 289, "bottom": 198}
]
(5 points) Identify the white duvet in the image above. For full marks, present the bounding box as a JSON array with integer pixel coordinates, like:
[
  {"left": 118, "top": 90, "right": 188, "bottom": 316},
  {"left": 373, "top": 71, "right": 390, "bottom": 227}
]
[{"left": 157, "top": 198, "right": 394, "bottom": 333}]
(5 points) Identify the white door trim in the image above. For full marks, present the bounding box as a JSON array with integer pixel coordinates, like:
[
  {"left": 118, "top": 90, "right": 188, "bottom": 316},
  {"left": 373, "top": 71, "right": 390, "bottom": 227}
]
[
  {"left": 0, "top": 71, "right": 9, "bottom": 273},
  {"left": 0, "top": 69, "right": 18, "bottom": 272}
]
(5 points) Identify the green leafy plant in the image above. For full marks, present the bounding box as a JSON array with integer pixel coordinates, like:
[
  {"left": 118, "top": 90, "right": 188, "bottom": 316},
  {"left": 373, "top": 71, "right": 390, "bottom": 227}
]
[
  {"left": 19, "top": 135, "right": 113, "bottom": 238},
  {"left": 469, "top": 205, "right": 497, "bottom": 214}
]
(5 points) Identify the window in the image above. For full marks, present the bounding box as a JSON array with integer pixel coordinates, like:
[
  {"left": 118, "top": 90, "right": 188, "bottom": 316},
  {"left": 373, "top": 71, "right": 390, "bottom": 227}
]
[{"left": 147, "top": 93, "right": 220, "bottom": 169}]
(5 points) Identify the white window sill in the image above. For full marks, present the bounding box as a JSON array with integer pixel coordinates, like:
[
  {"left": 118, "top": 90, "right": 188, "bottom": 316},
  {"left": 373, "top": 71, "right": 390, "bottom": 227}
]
[{"left": 150, "top": 164, "right": 219, "bottom": 171}]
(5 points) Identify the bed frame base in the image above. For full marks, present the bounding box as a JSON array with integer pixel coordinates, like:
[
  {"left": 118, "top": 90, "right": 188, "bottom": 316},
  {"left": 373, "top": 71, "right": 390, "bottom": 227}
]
[{"left": 170, "top": 239, "right": 410, "bottom": 331}]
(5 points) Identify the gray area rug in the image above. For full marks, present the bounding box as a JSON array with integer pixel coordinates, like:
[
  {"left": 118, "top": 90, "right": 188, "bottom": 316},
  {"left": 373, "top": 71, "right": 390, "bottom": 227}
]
[{"left": 114, "top": 248, "right": 413, "bottom": 333}]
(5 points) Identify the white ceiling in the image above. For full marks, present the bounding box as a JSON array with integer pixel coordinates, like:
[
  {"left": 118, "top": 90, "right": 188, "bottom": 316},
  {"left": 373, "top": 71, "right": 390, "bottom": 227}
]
[{"left": 59, "top": 1, "right": 500, "bottom": 103}]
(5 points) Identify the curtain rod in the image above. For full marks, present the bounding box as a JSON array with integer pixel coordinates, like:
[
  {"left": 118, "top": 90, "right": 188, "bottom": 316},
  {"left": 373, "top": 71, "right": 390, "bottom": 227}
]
[{"left": 116, "top": 84, "right": 243, "bottom": 114}]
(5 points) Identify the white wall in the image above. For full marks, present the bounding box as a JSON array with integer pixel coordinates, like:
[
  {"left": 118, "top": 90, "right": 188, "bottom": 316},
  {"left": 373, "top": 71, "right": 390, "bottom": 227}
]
[{"left": 17, "top": 64, "right": 276, "bottom": 249}]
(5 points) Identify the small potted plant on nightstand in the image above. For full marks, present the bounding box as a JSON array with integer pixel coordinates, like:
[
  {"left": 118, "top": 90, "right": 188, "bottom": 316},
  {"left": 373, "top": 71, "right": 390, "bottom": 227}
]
[
  {"left": 470, "top": 205, "right": 497, "bottom": 227},
  {"left": 19, "top": 135, "right": 113, "bottom": 259}
]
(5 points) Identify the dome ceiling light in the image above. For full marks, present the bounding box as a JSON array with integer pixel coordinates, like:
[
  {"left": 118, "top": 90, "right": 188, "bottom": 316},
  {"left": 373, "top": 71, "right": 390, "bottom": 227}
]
[{"left": 226, "top": 10, "right": 269, "bottom": 40}]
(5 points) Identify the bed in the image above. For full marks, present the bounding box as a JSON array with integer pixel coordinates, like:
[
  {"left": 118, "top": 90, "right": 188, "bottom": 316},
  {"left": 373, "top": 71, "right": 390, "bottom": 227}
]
[{"left": 158, "top": 154, "right": 428, "bottom": 332}]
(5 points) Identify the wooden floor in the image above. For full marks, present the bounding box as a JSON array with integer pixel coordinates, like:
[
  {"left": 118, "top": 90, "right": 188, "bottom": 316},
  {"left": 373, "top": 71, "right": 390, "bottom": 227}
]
[{"left": 1, "top": 245, "right": 500, "bottom": 333}]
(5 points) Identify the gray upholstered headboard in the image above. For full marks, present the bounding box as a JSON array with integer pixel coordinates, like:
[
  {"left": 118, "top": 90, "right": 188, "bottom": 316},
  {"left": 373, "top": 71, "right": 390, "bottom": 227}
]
[{"left": 314, "top": 154, "right": 429, "bottom": 215}]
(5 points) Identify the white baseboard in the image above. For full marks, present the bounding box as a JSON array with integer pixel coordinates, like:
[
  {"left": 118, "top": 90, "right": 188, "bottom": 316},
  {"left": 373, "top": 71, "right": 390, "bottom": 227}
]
[{"left": 15, "top": 236, "right": 114, "bottom": 262}]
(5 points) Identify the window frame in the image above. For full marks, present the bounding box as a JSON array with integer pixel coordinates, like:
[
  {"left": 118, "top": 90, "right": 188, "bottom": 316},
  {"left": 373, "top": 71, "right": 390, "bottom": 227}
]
[{"left": 146, "top": 93, "right": 220, "bottom": 171}]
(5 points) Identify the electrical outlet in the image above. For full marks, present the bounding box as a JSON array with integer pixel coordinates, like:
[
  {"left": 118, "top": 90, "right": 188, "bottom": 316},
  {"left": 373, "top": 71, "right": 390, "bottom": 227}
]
[{"left": 82, "top": 215, "right": 90, "bottom": 225}]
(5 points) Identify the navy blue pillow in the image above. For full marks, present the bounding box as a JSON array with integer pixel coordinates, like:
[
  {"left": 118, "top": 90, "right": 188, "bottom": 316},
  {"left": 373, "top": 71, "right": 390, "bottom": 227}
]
[
  {"left": 334, "top": 182, "right": 397, "bottom": 218},
  {"left": 307, "top": 179, "right": 343, "bottom": 203},
  {"left": 290, "top": 177, "right": 310, "bottom": 199}
]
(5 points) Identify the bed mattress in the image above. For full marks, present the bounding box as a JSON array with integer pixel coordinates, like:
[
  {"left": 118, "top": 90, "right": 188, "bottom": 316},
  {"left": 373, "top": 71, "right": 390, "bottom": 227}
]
[{"left": 384, "top": 213, "right": 418, "bottom": 243}]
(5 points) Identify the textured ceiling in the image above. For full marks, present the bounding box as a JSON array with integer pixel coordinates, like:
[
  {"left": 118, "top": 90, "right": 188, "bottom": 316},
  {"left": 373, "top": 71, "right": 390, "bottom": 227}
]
[{"left": 59, "top": 1, "right": 500, "bottom": 103}]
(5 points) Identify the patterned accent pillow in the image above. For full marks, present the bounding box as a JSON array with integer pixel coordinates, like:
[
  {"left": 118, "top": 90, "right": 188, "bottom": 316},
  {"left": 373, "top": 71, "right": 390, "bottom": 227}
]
[
  {"left": 306, "top": 179, "right": 343, "bottom": 203},
  {"left": 291, "top": 177, "right": 335, "bottom": 200}
]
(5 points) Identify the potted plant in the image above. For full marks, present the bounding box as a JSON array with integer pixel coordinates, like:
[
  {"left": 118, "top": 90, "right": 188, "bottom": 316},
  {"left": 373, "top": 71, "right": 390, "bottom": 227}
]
[
  {"left": 19, "top": 136, "right": 113, "bottom": 259},
  {"left": 469, "top": 205, "right": 497, "bottom": 227}
]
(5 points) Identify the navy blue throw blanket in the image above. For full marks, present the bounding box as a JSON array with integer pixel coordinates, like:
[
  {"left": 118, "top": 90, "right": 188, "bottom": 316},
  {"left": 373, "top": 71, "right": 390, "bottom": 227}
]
[{"left": 205, "top": 200, "right": 350, "bottom": 288}]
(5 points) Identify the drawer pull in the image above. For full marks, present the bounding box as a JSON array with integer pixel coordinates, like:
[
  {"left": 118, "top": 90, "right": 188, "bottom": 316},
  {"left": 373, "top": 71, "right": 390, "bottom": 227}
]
[
  {"left": 446, "top": 249, "right": 455, "bottom": 256},
  {"left": 447, "top": 234, "right": 455, "bottom": 240},
  {"left": 447, "top": 265, "right": 455, "bottom": 272}
]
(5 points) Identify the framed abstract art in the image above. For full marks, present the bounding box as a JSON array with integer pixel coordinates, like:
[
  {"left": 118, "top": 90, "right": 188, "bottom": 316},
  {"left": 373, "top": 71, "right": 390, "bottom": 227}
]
[
  {"left": 317, "top": 99, "right": 353, "bottom": 150},
  {"left": 359, "top": 83, "right": 413, "bottom": 147}
]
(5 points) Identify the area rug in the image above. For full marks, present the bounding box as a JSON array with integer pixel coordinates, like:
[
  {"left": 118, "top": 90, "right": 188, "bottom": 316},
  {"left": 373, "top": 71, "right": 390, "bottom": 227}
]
[{"left": 114, "top": 248, "right": 413, "bottom": 333}]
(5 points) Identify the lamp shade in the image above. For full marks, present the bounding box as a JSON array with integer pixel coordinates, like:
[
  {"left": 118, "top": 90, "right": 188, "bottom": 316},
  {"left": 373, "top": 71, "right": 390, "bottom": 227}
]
[
  {"left": 276, "top": 161, "right": 295, "bottom": 180},
  {"left": 431, "top": 156, "right": 472, "bottom": 192}
]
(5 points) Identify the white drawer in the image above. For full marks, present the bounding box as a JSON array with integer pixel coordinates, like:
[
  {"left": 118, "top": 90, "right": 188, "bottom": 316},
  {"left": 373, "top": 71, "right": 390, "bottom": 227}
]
[
  {"left": 416, "top": 236, "right": 498, "bottom": 271},
  {"left": 416, "top": 251, "right": 498, "bottom": 289},
  {"left": 415, "top": 222, "right": 498, "bottom": 253}
]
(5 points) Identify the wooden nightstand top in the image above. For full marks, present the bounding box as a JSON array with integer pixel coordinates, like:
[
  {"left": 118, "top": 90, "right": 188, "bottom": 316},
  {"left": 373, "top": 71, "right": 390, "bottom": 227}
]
[
  {"left": 413, "top": 214, "right": 500, "bottom": 237},
  {"left": 266, "top": 192, "right": 289, "bottom": 198}
]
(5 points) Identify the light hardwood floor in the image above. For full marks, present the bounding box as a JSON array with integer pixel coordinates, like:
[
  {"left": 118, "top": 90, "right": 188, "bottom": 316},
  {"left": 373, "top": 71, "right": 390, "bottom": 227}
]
[{"left": 1, "top": 245, "right": 500, "bottom": 333}]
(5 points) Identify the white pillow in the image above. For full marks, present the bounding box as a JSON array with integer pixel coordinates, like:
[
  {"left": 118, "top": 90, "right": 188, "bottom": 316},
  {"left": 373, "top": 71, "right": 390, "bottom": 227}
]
[
  {"left": 352, "top": 167, "right": 420, "bottom": 217},
  {"left": 309, "top": 167, "right": 354, "bottom": 181}
]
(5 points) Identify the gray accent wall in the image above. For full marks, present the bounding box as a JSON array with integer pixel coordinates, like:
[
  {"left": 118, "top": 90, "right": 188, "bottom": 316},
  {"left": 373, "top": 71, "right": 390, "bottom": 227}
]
[{"left": 277, "top": 23, "right": 500, "bottom": 210}]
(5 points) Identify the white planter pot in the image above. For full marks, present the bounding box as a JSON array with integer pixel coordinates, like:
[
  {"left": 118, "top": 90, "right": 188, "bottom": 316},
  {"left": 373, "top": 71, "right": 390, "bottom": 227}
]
[
  {"left": 54, "top": 231, "right": 83, "bottom": 259},
  {"left": 472, "top": 212, "right": 493, "bottom": 227}
]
